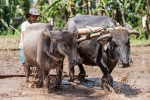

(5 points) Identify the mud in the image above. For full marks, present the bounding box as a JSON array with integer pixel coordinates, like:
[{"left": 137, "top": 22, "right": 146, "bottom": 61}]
[{"left": 0, "top": 45, "right": 150, "bottom": 100}]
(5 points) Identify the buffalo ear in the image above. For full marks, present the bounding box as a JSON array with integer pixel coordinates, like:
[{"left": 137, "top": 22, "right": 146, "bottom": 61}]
[
  {"left": 66, "top": 25, "right": 78, "bottom": 34},
  {"left": 43, "top": 31, "right": 50, "bottom": 39},
  {"left": 47, "top": 24, "right": 54, "bottom": 31},
  {"left": 47, "top": 29, "right": 62, "bottom": 40},
  {"left": 73, "top": 26, "right": 78, "bottom": 34}
]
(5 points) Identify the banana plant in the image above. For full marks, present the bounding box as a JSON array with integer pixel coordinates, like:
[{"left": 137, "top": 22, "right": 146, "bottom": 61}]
[
  {"left": 44, "top": 0, "right": 72, "bottom": 20},
  {"left": 0, "top": 0, "right": 33, "bottom": 35}
]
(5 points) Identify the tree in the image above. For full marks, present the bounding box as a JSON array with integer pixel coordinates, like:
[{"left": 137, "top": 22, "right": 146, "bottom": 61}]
[
  {"left": 146, "top": 0, "right": 150, "bottom": 17},
  {"left": 0, "top": 0, "right": 33, "bottom": 35}
]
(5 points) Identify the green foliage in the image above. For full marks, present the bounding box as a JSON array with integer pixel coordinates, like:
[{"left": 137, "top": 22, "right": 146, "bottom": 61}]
[
  {"left": 130, "top": 26, "right": 147, "bottom": 40},
  {"left": 55, "top": 18, "right": 66, "bottom": 29},
  {"left": 0, "top": 0, "right": 149, "bottom": 41},
  {"left": 0, "top": 0, "right": 33, "bottom": 35},
  {"left": 135, "top": 28, "right": 147, "bottom": 40},
  {"left": 43, "top": 0, "right": 72, "bottom": 28}
]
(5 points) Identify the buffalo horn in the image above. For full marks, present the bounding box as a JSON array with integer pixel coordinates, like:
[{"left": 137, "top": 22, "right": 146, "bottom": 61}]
[
  {"left": 43, "top": 31, "right": 50, "bottom": 39},
  {"left": 47, "top": 29, "right": 62, "bottom": 40},
  {"left": 128, "top": 30, "right": 140, "bottom": 39},
  {"left": 97, "top": 33, "right": 111, "bottom": 42}
]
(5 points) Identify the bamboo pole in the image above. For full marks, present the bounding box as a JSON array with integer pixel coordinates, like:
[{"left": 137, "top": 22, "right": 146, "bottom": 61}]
[
  {"left": 10, "top": 25, "right": 21, "bottom": 35},
  {"left": 77, "top": 26, "right": 106, "bottom": 35},
  {"left": 77, "top": 26, "right": 126, "bottom": 43},
  {"left": 77, "top": 32, "right": 104, "bottom": 43}
]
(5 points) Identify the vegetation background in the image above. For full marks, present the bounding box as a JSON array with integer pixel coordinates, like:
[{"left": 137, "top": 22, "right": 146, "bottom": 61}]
[{"left": 0, "top": 0, "right": 150, "bottom": 41}]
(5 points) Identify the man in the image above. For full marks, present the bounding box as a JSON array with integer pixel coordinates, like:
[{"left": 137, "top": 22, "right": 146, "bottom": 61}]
[{"left": 19, "top": 7, "right": 40, "bottom": 65}]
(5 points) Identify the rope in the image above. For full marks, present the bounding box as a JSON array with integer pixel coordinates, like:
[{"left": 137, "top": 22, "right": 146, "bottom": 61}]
[{"left": 10, "top": 25, "right": 21, "bottom": 35}]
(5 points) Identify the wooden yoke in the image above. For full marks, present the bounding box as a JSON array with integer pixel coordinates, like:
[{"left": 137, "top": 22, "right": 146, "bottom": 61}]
[
  {"left": 77, "top": 26, "right": 126, "bottom": 43},
  {"left": 77, "top": 32, "right": 104, "bottom": 43},
  {"left": 77, "top": 26, "right": 107, "bottom": 43},
  {"left": 77, "top": 26, "right": 106, "bottom": 35}
]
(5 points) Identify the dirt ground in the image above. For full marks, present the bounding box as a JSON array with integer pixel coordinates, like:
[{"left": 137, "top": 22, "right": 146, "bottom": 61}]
[{"left": 0, "top": 38, "right": 150, "bottom": 100}]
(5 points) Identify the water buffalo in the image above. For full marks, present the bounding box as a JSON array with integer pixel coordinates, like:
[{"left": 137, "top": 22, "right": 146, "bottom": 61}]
[
  {"left": 23, "top": 23, "right": 82, "bottom": 93},
  {"left": 64, "top": 14, "right": 139, "bottom": 92}
]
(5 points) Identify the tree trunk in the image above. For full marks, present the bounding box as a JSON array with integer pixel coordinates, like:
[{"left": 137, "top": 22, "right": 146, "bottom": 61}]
[
  {"left": 64, "top": 10, "right": 69, "bottom": 23},
  {"left": 145, "top": 19, "right": 149, "bottom": 39},
  {"left": 88, "top": 0, "right": 92, "bottom": 15},
  {"left": 116, "top": 0, "right": 126, "bottom": 25},
  {"left": 147, "top": 0, "right": 150, "bottom": 17},
  {"left": 142, "top": 15, "right": 149, "bottom": 39},
  {"left": 48, "top": 0, "right": 54, "bottom": 25},
  {"left": 113, "top": 9, "right": 122, "bottom": 24},
  {"left": 84, "top": 0, "right": 88, "bottom": 14}
]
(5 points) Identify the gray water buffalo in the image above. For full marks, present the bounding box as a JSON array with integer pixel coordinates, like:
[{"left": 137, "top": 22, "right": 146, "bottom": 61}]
[
  {"left": 23, "top": 23, "right": 82, "bottom": 93},
  {"left": 64, "top": 14, "right": 139, "bottom": 92}
]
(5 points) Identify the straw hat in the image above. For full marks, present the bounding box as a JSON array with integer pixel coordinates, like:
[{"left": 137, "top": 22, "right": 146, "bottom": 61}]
[{"left": 26, "top": 8, "right": 40, "bottom": 18}]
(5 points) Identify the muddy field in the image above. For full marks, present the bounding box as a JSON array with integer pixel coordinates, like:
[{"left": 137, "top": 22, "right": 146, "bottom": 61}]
[{"left": 0, "top": 37, "right": 150, "bottom": 100}]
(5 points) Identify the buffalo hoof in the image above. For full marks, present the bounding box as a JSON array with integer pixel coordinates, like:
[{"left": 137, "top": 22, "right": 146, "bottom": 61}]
[
  {"left": 36, "top": 80, "right": 43, "bottom": 88},
  {"left": 101, "top": 83, "right": 116, "bottom": 94},
  {"left": 26, "top": 78, "right": 29, "bottom": 83},
  {"left": 49, "top": 77, "right": 61, "bottom": 89},
  {"left": 78, "top": 73, "right": 86, "bottom": 81},
  {"left": 44, "top": 88, "right": 50, "bottom": 94},
  {"left": 107, "top": 84, "right": 116, "bottom": 94},
  {"left": 43, "top": 77, "right": 50, "bottom": 93},
  {"left": 101, "top": 75, "right": 114, "bottom": 93},
  {"left": 68, "top": 78, "right": 74, "bottom": 82}
]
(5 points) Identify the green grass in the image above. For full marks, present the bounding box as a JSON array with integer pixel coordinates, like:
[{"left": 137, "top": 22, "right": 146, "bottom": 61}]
[
  {"left": 0, "top": 35, "right": 20, "bottom": 50},
  {"left": 0, "top": 35, "right": 150, "bottom": 50},
  {"left": 130, "top": 38, "right": 150, "bottom": 46}
]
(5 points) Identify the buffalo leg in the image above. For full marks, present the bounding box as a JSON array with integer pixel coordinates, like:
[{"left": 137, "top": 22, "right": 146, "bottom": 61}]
[
  {"left": 23, "top": 62, "right": 30, "bottom": 82},
  {"left": 36, "top": 69, "right": 43, "bottom": 88},
  {"left": 101, "top": 74, "right": 113, "bottom": 87},
  {"left": 55, "top": 63, "right": 63, "bottom": 87},
  {"left": 98, "top": 60, "right": 113, "bottom": 90},
  {"left": 68, "top": 65, "right": 75, "bottom": 82},
  {"left": 42, "top": 69, "right": 50, "bottom": 93},
  {"left": 49, "top": 64, "right": 63, "bottom": 92},
  {"left": 78, "top": 64, "right": 86, "bottom": 80}
]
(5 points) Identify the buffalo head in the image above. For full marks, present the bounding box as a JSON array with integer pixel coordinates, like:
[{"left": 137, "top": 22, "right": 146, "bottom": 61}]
[
  {"left": 44, "top": 26, "right": 82, "bottom": 66},
  {"left": 97, "top": 29, "right": 140, "bottom": 67}
]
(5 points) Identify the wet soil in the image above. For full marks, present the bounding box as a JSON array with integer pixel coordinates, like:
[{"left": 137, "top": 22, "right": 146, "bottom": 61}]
[{"left": 0, "top": 43, "right": 150, "bottom": 100}]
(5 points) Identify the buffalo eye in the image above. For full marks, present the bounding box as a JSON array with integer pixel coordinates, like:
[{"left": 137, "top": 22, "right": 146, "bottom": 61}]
[
  {"left": 63, "top": 43, "right": 69, "bottom": 49},
  {"left": 112, "top": 41, "right": 118, "bottom": 47}
]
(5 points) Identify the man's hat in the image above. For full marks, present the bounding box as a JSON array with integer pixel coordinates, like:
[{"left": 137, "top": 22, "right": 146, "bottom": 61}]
[{"left": 26, "top": 8, "right": 40, "bottom": 18}]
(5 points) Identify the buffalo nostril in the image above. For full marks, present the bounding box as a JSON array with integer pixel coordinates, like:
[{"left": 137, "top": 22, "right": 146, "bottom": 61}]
[
  {"left": 118, "top": 59, "right": 131, "bottom": 67},
  {"left": 70, "top": 59, "right": 76, "bottom": 65},
  {"left": 78, "top": 59, "right": 82, "bottom": 64},
  {"left": 129, "top": 58, "right": 133, "bottom": 65},
  {"left": 118, "top": 59, "right": 123, "bottom": 67}
]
